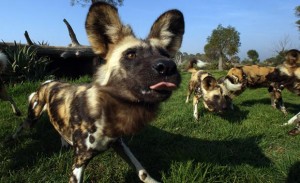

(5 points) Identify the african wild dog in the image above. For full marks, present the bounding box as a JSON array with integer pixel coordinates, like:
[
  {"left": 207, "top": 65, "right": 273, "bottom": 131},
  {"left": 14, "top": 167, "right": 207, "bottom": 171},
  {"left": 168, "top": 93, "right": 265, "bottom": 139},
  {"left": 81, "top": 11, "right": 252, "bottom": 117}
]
[
  {"left": 185, "top": 59, "right": 242, "bottom": 120},
  {"left": 0, "top": 51, "right": 21, "bottom": 116},
  {"left": 266, "top": 49, "right": 300, "bottom": 135},
  {"left": 11, "top": 2, "right": 184, "bottom": 183},
  {"left": 225, "top": 65, "right": 287, "bottom": 114}
]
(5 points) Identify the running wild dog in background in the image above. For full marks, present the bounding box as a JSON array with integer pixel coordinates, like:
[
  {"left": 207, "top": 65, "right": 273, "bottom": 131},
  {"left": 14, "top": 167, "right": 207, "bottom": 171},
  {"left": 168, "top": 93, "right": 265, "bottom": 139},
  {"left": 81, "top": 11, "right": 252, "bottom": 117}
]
[
  {"left": 185, "top": 59, "right": 242, "bottom": 120},
  {"left": 266, "top": 49, "right": 300, "bottom": 135},
  {"left": 11, "top": 2, "right": 184, "bottom": 183},
  {"left": 0, "top": 51, "right": 21, "bottom": 116},
  {"left": 225, "top": 65, "right": 287, "bottom": 114}
]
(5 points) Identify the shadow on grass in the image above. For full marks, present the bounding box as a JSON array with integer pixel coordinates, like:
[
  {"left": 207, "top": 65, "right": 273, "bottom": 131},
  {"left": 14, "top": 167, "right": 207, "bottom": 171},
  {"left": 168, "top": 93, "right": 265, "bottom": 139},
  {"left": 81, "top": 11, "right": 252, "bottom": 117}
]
[
  {"left": 195, "top": 104, "right": 249, "bottom": 124},
  {"left": 240, "top": 98, "right": 273, "bottom": 107},
  {"left": 218, "top": 105, "right": 249, "bottom": 124},
  {"left": 286, "top": 161, "right": 300, "bottom": 183},
  {"left": 285, "top": 103, "right": 300, "bottom": 115},
  {"left": 3, "top": 121, "right": 272, "bottom": 182},
  {"left": 2, "top": 118, "right": 64, "bottom": 172},
  {"left": 125, "top": 126, "right": 272, "bottom": 181},
  {"left": 240, "top": 98, "right": 299, "bottom": 114}
]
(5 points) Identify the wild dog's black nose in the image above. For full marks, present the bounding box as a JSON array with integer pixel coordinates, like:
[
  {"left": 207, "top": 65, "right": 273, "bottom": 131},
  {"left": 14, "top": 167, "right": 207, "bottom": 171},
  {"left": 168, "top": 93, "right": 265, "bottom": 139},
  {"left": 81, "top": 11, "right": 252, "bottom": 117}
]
[{"left": 153, "top": 60, "right": 177, "bottom": 75}]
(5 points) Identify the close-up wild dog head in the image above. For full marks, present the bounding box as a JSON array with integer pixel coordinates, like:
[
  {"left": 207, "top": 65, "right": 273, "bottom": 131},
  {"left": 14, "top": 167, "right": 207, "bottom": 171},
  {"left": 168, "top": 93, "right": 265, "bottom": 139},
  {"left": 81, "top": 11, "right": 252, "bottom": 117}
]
[
  {"left": 12, "top": 2, "right": 184, "bottom": 183},
  {"left": 86, "top": 3, "right": 183, "bottom": 103}
]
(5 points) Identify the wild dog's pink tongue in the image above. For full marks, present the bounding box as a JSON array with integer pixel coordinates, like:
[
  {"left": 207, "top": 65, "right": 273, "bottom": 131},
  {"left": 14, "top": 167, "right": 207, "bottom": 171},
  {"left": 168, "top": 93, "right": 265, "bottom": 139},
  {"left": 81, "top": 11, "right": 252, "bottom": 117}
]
[{"left": 150, "top": 82, "right": 177, "bottom": 91}]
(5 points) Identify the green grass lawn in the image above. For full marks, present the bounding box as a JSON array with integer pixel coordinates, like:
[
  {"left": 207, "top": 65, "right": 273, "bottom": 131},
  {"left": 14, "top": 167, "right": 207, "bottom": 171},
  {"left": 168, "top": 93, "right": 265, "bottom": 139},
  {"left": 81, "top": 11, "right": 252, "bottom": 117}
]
[{"left": 0, "top": 71, "right": 300, "bottom": 183}]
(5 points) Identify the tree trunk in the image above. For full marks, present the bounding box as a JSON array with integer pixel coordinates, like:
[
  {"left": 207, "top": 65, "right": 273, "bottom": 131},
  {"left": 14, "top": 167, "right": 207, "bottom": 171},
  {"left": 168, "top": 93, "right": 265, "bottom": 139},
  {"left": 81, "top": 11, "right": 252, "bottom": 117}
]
[{"left": 218, "top": 55, "right": 223, "bottom": 71}]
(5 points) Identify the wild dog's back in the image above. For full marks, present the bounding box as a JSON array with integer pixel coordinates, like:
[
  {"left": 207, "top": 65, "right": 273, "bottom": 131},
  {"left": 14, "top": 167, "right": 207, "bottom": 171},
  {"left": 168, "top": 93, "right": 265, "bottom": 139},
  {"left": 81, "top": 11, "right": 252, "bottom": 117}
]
[{"left": 27, "top": 80, "right": 91, "bottom": 144}]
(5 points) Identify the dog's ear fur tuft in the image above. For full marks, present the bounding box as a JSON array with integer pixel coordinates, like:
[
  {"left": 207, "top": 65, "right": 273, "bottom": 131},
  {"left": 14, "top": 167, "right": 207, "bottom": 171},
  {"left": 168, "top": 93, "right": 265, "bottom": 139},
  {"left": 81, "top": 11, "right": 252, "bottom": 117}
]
[
  {"left": 203, "top": 76, "right": 217, "bottom": 91},
  {"left": 85, "top": 2, "right": 134, "bottom": 57},
  {"left": 147, "top": 9, "right": 184, "bottom": 57}
]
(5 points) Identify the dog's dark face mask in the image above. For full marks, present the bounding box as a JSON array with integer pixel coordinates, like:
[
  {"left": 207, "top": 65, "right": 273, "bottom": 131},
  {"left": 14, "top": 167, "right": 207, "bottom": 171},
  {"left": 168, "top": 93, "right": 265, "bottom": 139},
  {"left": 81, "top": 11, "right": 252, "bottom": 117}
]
[{"left": 106, "top": 45, "right": 182, "bottom": 103}]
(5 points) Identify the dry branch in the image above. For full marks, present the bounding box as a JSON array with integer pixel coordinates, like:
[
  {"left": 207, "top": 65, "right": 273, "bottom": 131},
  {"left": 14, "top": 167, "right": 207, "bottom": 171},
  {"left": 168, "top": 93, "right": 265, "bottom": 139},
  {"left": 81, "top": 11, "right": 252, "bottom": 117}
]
[
  {"left": 63, "top": 19, "right": 81, "bottom": 47},
  {"left": 24, "top": 31, "right": 34, "bottom": 45}
]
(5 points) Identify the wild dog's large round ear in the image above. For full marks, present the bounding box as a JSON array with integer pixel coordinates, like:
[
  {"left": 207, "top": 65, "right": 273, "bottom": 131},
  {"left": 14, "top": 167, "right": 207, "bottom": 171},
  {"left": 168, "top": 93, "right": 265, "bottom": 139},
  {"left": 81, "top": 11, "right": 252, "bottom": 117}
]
[
  {"left": 85, "top": 2, "right": 133, "bottom": 57},
  {"left": 203, "top": 76, "right": 217, "bottom": 91},
  {"left": 147, "top": 9, "right": 185, "bottom": 57}
]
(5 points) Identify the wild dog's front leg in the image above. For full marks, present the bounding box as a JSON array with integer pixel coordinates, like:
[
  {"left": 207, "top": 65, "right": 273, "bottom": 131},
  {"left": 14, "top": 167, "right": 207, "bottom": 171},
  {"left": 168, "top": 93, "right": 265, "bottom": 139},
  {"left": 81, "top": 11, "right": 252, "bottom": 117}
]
[
  {"left": 283, "top": 112, "right": 300, "bottom": 126},
  {"left": 185, "top": 87, "right": 192, "bottom": 103},
  {"left": 277, "top": 97, "right": 287, "bottom": 115},
  {"left": 269, "top": 89, "right": 287, "bottom": 115},
  {"left": 69, "top": 150, "right": 97, "bottom": 183},
  {"left": 193, "top": 96, "right": 199, "bottom": 120},
  {"left": 0, "top": 83, "right": 21, "bottom": 116},
  {"left": 112, "top": 138, "right": 160, "bottom": 183},
  {"left": 8, "top": 96, "right": 22, "bottom": 116},
  {"left": 12, "top": 92, "right": 46, "bottom": 139},
  {"left": 269, "top": 88, "right": 277, "bottom": 109}
]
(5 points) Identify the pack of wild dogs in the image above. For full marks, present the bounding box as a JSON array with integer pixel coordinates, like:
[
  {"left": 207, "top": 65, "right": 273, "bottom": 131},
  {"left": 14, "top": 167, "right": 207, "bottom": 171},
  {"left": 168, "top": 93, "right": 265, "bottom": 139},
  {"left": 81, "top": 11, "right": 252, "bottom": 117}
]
[
  {"left": 185, "top": 49, "right": 300, "bottom": 121},
  {"left": 0, "top": 2, "right": 299, "bottom": 183}
]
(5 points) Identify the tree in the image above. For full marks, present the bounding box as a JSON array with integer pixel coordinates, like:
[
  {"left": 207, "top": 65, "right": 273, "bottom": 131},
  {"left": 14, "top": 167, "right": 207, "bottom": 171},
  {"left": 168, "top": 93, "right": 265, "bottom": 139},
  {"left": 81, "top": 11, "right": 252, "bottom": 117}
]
[
  {"left": 70, "top": 0, "right": 123, "bottom": 7},
  {"left": 247, "top": 49, "right": 259, "bottom": 64},
  {"left": 295, "top": 5, "right": 300, "bottom": 31},
  {"left": 204, "top": 24, "right": 241, "bottom": 70},
  {"left": 230, "top": 55, "right": 240, "bottom": 64},
  {"left": 274, "top": 35, "right": 292, "bottom": 54}
]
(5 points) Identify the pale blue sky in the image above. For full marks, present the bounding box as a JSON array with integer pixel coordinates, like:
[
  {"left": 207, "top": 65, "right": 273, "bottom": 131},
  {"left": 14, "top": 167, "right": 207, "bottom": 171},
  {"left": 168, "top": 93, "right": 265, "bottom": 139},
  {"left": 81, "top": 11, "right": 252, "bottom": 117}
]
[{"left": 1, "top": 0, "right": 299, "bottom": 60}]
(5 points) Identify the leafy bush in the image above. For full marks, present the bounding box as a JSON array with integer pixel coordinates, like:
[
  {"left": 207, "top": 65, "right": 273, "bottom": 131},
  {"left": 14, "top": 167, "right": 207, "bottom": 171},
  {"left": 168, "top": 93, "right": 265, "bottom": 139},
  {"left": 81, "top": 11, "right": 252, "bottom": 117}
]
[{"left": 2, "top": 42, "right": 52, "bottom": 82}]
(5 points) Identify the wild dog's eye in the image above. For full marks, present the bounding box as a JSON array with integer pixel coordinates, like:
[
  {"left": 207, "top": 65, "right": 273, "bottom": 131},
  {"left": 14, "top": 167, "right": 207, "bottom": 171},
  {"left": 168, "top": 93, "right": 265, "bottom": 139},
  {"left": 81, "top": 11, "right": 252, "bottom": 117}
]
[{"left": 125, "top": 51, "right": 137, "bottom": 60}]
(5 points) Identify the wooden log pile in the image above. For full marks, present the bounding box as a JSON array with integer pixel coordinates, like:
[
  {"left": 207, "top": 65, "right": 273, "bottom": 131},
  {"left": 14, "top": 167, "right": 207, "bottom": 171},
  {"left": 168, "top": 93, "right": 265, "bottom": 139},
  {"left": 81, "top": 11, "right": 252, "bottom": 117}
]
[{"left": 0, "top": 19, "right": 101, "bottom": 78}]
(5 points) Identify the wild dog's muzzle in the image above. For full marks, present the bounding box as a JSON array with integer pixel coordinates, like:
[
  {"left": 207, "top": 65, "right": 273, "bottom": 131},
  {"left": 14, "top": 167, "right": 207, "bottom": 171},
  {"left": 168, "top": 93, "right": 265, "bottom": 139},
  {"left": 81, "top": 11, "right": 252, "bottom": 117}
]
[
  {"left": 150, "top": 59, "right": 180, "bottom": 91},
  {"left": 137, "top": 58, "right": 181, "bottom": 102}
]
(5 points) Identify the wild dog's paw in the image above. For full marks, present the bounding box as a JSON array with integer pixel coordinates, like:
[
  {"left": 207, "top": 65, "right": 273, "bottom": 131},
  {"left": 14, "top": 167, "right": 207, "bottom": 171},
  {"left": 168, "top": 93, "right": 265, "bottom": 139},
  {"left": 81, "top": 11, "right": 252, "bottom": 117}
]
[
  {"left": 60, "top": 137, "right": 71, "bottom": 148},
  {"left": 138, "top": 170, "right": 161, "bottom": 183},
  {"left": 288, "top": 127, "right": 300, "bottom": 136}
]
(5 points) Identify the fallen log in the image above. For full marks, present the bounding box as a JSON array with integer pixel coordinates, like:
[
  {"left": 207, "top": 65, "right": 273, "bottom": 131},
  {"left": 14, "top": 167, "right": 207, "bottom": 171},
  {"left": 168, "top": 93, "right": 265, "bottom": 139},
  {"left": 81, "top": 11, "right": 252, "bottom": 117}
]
[
  {"left": 0, "top": 42, "right": 95, "bottom": 59},
  {"left": 0, "top": 18, "right": 101, "bottom": 78}
]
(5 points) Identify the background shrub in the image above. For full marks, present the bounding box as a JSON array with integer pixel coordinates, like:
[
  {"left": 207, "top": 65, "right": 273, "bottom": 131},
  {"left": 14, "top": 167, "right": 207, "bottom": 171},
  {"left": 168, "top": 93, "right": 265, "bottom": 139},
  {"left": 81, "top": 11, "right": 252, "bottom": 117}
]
[{"left": 2, "top": 42, "right": 52, "bottom": 83}]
